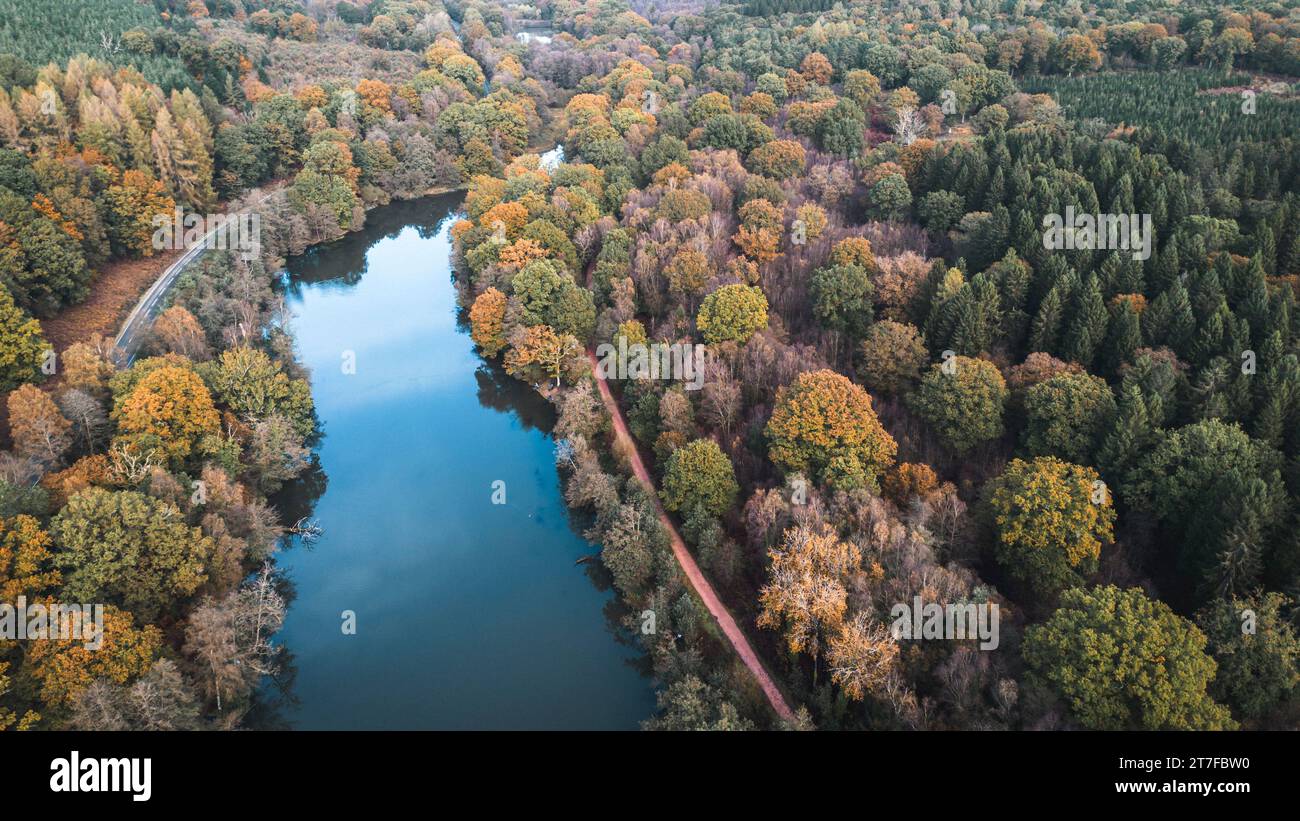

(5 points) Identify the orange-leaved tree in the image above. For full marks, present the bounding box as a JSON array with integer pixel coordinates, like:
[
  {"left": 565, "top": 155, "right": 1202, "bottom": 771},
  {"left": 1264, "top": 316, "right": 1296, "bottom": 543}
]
[
  {"left": 470, "top": 287, "right": 508, "bottom": 357},
  {"left": 113, "top": 365, "right": 220, "bottom": 467},
  {"left": 765, "top": 369, "right": 897, "bottom": 491},
  {"left": 759, "top": 523, "right": 861, "bottom": 672}
]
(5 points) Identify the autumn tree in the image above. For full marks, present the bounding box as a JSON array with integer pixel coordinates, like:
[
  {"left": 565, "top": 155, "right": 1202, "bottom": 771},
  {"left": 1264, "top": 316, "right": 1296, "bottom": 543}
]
[
  {"left": 883, "top": 462, "right": 939, "bottom": 505},
  {"left": 288, "top": 139, "right": 360, "bottom": 230},
  {"left": 656, "top": 188, "right": 712, "bottom": 223},
  {"left": 1021, "top": 372, "right": 1116, "bottom": 464},
  {"left": 986, "top": 457, "right": 1115, "bottom": 601},
  {"left": 203, "top": 346, "right": 314, "bottom": 437},
  {"left": 765, "top": 369, "right": 897, "bottom": 490},
  {"left": 7, "top": 384, "right": 71, "bottom": 465},
  {"left": 858, "top": 321, "right": 928, "bottom": 395},
  {"left": 0, "top": 513, "right": 59, "bottom": 599},
  {"left": 600, "top": 496, "right": 664, "bottom": 598},
  {"left": 246, "top": 415, "right": 311, "bottom": 493},
  {"left": 511, "top": 259, "right": 595, "bottom": 340},
  {"left": 869, "top": 173, "right": 912, "bottom": 220},
  {"left": 843, "top": 70, "right": 882, "bottom": 111},
  {"left": 828, "top": 612, "right": 903, "bottom": 701},
  {"left": 24, "top": 604, "right": 162, "bottom": 708},
  {"left": 660, "top": 438, "right": 739, "bottom": 519},
  {"left": 794, "top": 203, "right": 828, "bottom": 243},
  {"left": 664, "top": 248, "right": 711, "bottom": 303},
  {"left": 1054, "top": 34, "right": 1103, "bottom": 75},
  {"left": 60, "top": 337, "right": 116, "bottom": 395},
  {"left": 504, "top": 324, "right": 581, "bottom": 385},
  {"left": 830, "top": 236, "right": 877, "bottom": 271},
  {"left": 51, "top": 488, "right": 212, "bottom": 622},
  {"left": 747, "top": 139, "right": 806, "bottom": 180},
  {"left": 70, "top": 659, "right": 202, "bottom": 731},
  {"left": 909, "top": 357, "right": 1007, "bottom": 454},
  {"left": 696, "top": 284, "right": 769, "bottom": 344},
  {"left": 3, "top": 212, "right": 92, "bottom": 316},
  {"left": 642, "top": 675, "right": 755, "bottom": 731},
  {"left": 0, "top": 660, "right": 36, "bottom": 729},
  {"left": 1023, "top": 585, "right": 1234, "bottom": 730},
  {"left": 184, "top": 567, "right": 284, "bottom": 713},
  {"left": 469, "top": 287, "right": 508, "bottom": 356},
  {"left": 800, "top": 52, "right": 833, "bottom": 85},
  {"left": 759, "top": 524, "right": 861, "bottom": 671},
  {"left": 151, "top": 305, "right": 209, "bottom": 360},
  {"left": 0, "top": 284, "right": 46, "bottom": 390},
  {"left": 103, "top": 169, "right": 174, "bottom": 258},
  {"left": 732, "top": 199, "right": 783, "bottom": 262},
  {"left": 113, "top": 364, "right": 221, "bottom": 467},
  {"left": 1197, "top": 592, "right": 1300, "bottom": 723}
]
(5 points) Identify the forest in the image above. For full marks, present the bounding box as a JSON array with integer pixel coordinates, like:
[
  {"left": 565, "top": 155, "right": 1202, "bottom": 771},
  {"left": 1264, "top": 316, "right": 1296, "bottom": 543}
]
[{"left": 1, "top": 0, "right": 1299, "bottom": 731}]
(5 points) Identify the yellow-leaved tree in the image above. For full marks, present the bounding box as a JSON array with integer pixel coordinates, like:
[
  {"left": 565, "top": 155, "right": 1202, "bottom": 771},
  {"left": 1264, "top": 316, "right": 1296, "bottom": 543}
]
[
  {"left": 986, "top": 457, "right": 1115, "bottom": 600},
  {"left": 765, "top": 369, "right": 896, "bottom": 491},
  {"left": 759, "top": 524, "right": 861, "bottom": 674},
  {"left": 113, "top": 365, "right": 220, "bottom": 467},
  {"left": 469, "top": 287, "right": 508, "bottom": 357},
  {"left": 24, "top": 603, "right": 162, "bottom": 708}
]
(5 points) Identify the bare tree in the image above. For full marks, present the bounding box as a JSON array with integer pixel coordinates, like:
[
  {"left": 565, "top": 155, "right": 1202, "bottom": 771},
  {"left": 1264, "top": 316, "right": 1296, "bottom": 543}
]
[
  {"left": 700, "top": 364, "right": 741, "bottom": 439},
  {"left": 97, "top": 30, "right": 120, "bottom": 54},
  {"left": 183, "top": 565, "right": 286, "bottom": 715},
  {"left": 892, "top": 106, "right": 927, "bottom": 146},
  {"left": 283, "top": 517, "right": 323, "bottom": 545},
  {"left": 58, "top": 388, "right": 110, "bottom": 454},
  {"left": 107, "top": 441, "right": 159, "bottom": 485},
  {"left": 183, "top": 598, "right": 242, "bottom": 714}
]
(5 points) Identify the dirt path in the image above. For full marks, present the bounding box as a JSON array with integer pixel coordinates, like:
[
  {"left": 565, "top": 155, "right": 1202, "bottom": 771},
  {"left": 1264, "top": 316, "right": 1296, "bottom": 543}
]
[{"left": 586, "top": 350, "right": 795, "bottom": 723}]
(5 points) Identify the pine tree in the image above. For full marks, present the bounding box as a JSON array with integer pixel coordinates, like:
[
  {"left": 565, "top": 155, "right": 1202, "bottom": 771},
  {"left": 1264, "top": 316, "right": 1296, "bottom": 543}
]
[
  {"left": 1150, "top": 243, "right": 1180, "bottom": 294},
  {"left": 1012, "top": 208, "right": 1038, "bottom": 262},
  {"left": 1190, "top": 308, "right": 1227, "bottom": 366},
  {"left": 1191, "top": 358, "right": 1232, "bottom": 421},
  {"left": 1201, "top": 476, "right": 1270, "bottom": 599},
  {"left": 1238, "top": 255, "right": 1271, "bottom": 344},
  {"left": 1097, "top": 381, "right": 1154, "bottom": 481},
  {"left": 949, "top": 274, "right": 1000, "bottom": 355},
  {"left": 1155, "top": 279, "right": 1196, "bottom": 356},
  {"left": 991, "top": 248, "right": 1032, "bottom": 350},
  {"left": 1029, "top": 285, "right": 1064, "bottom": 355},
  {"left": 1063, "top": 276, "right": 1108, "bottom": 368},
  {"left": 1253, "top": 393, "right": 1286, "bottom": 450},
  {"left": 1279, "top": 202, "right": 1300, "bottom": 275},
  {"left": 1102, "top": 299, "right": 1142, "bottom": 374},
  {"left": 983, "top": 166, "right": 1006, "bottom": 211},
  {"left": 1254, "top": 224, "right": 1277, "bottom": 275}
]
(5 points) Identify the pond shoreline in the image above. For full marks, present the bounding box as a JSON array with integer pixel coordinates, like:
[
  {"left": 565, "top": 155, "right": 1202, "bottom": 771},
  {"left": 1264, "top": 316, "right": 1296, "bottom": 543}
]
[{"left": 264, "top": 167, "right": 656, "bottom": 730}]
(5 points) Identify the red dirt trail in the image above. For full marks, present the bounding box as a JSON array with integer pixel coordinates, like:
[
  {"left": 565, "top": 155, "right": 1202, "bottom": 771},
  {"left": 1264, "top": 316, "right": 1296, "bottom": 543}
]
[{"left": 586, "top": 350, "right": 796, "bottom": 723}]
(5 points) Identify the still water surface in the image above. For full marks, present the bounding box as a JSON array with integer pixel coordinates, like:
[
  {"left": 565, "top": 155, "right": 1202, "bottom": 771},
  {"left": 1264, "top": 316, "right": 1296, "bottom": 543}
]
[{"left": 267, "top": 167, "right": 654, "bottom": 728}]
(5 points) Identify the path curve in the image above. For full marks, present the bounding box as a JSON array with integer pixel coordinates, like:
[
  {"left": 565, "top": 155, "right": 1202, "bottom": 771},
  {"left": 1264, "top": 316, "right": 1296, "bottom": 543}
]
[
  {"left": 113, "top": 188, "right": 283, "bottom": 364},
  {"left": 112, "top": 227, "right": 217, "bottom": 365},
  {"left": 587, "top": 350, "right": 796, "bottom": 723}
]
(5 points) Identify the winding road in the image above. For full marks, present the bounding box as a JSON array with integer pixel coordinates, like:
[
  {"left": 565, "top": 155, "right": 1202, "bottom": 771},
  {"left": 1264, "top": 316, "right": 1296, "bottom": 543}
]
[
  {"left": 586, "top": 350, "right": 796, "bottom": 724},
  {"left": 111, "top": 227, "right": 218, "bottom": 365}
]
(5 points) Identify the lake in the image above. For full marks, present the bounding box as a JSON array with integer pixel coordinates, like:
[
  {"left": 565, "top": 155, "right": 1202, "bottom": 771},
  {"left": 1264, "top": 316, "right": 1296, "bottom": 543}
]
[{"left": 265, "top": 160, "right": 655, "bottom": 729}]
